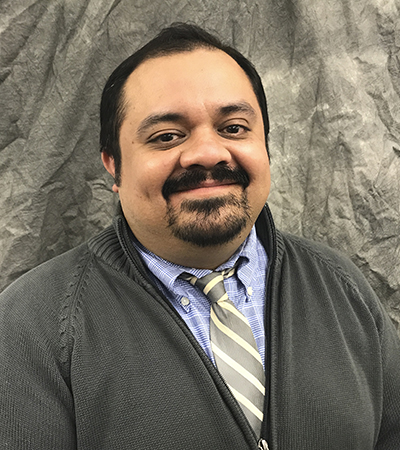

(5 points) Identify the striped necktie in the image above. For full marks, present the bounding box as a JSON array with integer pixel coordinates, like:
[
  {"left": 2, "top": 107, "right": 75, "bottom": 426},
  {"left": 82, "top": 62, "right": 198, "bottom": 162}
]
[{"left": 181, "top": 268, "right": 265, "bottom": 436}]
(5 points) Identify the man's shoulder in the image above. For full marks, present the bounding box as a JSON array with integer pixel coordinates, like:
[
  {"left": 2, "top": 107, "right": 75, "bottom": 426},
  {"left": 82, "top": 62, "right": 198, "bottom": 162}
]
[
  {"left": 258, "top": 207, "right": 365, "bottom": 289},
  {"left": 0, "top": 240, "right": 92, "bottom": 304},
  {"left": 278, "top": 231, "right": 382, "bottom": 309},
  {"left": 280, "top": 232, "right": 356, "bottom": 272},
  {"left": 0, "top": 239, "right": 94, "bottom": 354},
  {"left": 0, "top": 224, "right": 120, "bottom": 305}
]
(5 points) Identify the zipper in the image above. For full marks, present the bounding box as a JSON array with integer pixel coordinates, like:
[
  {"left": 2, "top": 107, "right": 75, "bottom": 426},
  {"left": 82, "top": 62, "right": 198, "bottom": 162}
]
[
  {"left": 258, "top": 438, "right": 270, "bottom": 449},
  {"left": 257, "top": 206, "right": 277, "bottom": 448},
  {"left": 117, "top": 212, "right": 276, "bottom": 450}
]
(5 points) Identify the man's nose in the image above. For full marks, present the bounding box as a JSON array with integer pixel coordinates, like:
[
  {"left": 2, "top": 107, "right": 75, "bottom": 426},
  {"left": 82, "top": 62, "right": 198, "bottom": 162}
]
[{"left": 179, "top": 131, "right": 233, "bottom": 170}]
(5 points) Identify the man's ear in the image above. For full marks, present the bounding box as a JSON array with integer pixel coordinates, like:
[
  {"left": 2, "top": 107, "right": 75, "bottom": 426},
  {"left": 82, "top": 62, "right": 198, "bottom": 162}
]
[{"left": 101, "top": 152, "right": 119, "bottom": 193}]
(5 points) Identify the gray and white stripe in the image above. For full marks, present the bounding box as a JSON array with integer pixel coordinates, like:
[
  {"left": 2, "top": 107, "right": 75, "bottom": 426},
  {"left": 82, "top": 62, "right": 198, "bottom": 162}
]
[{"left": 181, "top": 269, "right": 265, "bottom": 436}]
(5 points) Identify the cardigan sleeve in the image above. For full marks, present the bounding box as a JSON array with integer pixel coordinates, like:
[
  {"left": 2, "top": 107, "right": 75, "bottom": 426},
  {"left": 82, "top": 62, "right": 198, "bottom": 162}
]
[
  {"left": 374, "top": 300, "right": 400, "bottom": 449},
  {"left": 341, "top": 253, "right": 400, "bottom": 449},
  {"left": 0, "top": 269, "right": 77, "bottom": 449},
  {"left": 282, "top": 232, "right": 400, "bottom": 449}
]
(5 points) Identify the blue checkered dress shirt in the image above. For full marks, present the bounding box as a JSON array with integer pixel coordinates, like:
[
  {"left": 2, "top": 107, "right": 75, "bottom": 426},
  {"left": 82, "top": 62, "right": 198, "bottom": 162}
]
[{"left": 132, "top": 226, "right": 268, "bottom": 369}]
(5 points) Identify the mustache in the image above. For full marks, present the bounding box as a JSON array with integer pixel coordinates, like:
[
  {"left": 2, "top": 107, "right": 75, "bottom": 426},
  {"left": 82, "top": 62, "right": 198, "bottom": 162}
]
[{"left": 162, "top": 165, "right": 250, "bottom": 200}]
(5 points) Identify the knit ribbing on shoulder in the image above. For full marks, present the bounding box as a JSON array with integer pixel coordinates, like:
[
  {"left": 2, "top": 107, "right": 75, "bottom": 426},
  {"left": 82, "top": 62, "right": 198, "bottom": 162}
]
[{"left": 87, "top": 224, "right": 137, "bottom": 277}]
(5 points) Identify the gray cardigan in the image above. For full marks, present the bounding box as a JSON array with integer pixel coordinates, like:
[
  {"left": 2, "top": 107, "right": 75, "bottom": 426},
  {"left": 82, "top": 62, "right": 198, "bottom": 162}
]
[{"left": 1, "top": 205, "right": 400, "bottom": 449}]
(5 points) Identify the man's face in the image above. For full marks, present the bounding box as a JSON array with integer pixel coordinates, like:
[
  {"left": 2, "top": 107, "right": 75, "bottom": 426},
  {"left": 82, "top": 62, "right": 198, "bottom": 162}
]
[{"left": 104, "top": 48, "right": 271, "bottom": 263}]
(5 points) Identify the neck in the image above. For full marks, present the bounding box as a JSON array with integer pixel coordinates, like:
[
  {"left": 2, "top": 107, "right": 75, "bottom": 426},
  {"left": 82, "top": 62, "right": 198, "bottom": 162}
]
[{"left": 137, "top": 230, "right": 250, "bottom": 270}]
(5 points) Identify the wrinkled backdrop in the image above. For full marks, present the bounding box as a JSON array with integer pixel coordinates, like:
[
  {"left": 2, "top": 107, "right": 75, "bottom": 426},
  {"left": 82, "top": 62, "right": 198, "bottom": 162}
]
[{"left": 1, "top": 0, "right": 399, "bottom": 332}]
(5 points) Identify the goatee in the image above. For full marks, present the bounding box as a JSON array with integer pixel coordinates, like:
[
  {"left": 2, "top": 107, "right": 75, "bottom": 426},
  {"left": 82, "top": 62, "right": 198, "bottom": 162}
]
[
  {"left": 166, "top": 191, "right": 251, "bottom": 247},
  {"left": 163, "top": 165, "right": 251, "bottom": 247}
]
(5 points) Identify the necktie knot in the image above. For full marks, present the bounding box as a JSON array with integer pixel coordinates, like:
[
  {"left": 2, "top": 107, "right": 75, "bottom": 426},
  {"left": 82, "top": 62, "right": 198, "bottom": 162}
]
[{"left": 181, "top": 268, "right": 236, "bottom": 304}]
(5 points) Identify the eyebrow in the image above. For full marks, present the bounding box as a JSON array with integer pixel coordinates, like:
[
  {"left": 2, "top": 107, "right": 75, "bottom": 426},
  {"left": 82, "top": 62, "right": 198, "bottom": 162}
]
[
  {"left": 218, "top": 102, "right": 257, "bottom": 118},
  {"left": 137, "top": 113, "right": 185, "bottom": 138}
]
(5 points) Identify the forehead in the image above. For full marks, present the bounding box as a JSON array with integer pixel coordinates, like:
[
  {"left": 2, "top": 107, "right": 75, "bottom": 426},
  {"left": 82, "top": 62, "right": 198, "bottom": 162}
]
[{"left": 122, "top": 48, "right": 260, "bottom": 121}]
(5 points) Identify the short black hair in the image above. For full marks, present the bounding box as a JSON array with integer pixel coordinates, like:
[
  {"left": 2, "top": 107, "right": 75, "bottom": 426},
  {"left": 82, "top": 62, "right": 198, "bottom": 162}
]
[{"left": 100, "top": 22, "right": 270, "bottom": 185}]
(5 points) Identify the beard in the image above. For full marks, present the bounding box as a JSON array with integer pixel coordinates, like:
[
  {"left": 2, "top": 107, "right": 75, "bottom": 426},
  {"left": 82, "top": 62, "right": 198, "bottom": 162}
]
[
  {"left": 165, "top": 191, "right": 251, "bottom": 248},
  {"left": 162, "top": 165, "right": 252, "bottom": 247}
]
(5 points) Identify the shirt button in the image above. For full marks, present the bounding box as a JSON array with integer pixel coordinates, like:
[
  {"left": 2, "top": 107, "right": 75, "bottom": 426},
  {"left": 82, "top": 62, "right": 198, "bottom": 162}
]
[
  {"left": 181, "top": 297, "right": 190, "bottom": 307},
  {"left": 247, "top": 286, "right": 253, "bottom": 296}
]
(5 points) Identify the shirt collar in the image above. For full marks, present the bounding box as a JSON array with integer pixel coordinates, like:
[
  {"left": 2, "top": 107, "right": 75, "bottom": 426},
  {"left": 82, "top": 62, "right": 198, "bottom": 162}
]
[{"left": 132, "top": 227, "right": 259, "bottom": 291}]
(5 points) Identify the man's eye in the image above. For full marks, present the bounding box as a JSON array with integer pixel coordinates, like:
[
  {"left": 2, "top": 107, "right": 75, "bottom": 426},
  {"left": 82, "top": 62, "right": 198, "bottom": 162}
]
[
  {"left": 222, "top": 124, "right": 249, "bottom": 136},
  {"left": 226, "top": 125, "right": 242, "bottom": 134},
  {"left": 156, "top": 133, "right": 176, "bottom": 142},
  {"left": 149, "top": 132, "right": 182, "bottom": 144}
]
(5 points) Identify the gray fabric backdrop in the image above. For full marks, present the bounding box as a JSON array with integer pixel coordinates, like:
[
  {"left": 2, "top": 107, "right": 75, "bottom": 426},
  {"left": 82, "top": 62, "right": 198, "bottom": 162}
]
[{"left": 1, "top": 0, "right": 399, "bottom": 332}]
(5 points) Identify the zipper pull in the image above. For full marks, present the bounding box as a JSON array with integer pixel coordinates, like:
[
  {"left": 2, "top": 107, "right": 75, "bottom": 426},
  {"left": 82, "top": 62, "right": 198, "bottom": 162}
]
[{"left": 258, "top": 438, "right": 270, "bottom": 449}]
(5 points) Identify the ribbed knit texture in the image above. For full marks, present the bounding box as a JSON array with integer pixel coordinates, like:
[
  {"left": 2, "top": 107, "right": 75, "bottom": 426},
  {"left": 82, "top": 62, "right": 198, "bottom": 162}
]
[{"left": 1, "top": 205, "right": 400, "bottom": 449}]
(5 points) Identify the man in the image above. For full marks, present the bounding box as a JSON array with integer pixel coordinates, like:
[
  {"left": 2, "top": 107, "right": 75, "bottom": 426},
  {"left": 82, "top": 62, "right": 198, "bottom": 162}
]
[{"left": 1, "top": 23, "right": 399, "bottom": 450}]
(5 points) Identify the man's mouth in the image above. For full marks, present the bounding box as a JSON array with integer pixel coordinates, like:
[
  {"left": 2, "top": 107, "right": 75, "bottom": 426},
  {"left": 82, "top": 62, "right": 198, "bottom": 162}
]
[
  {"left": 174, "top": 179, "right": 237, "bottom": 193},
  {"left": 162, "top": 165, "right": 250, "bottom": 200}
]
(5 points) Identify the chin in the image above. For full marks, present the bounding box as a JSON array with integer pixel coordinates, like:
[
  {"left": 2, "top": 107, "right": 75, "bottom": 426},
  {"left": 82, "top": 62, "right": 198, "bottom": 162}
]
[{"left": 166, "top": 193, "right": 251, "bottom": 248}]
